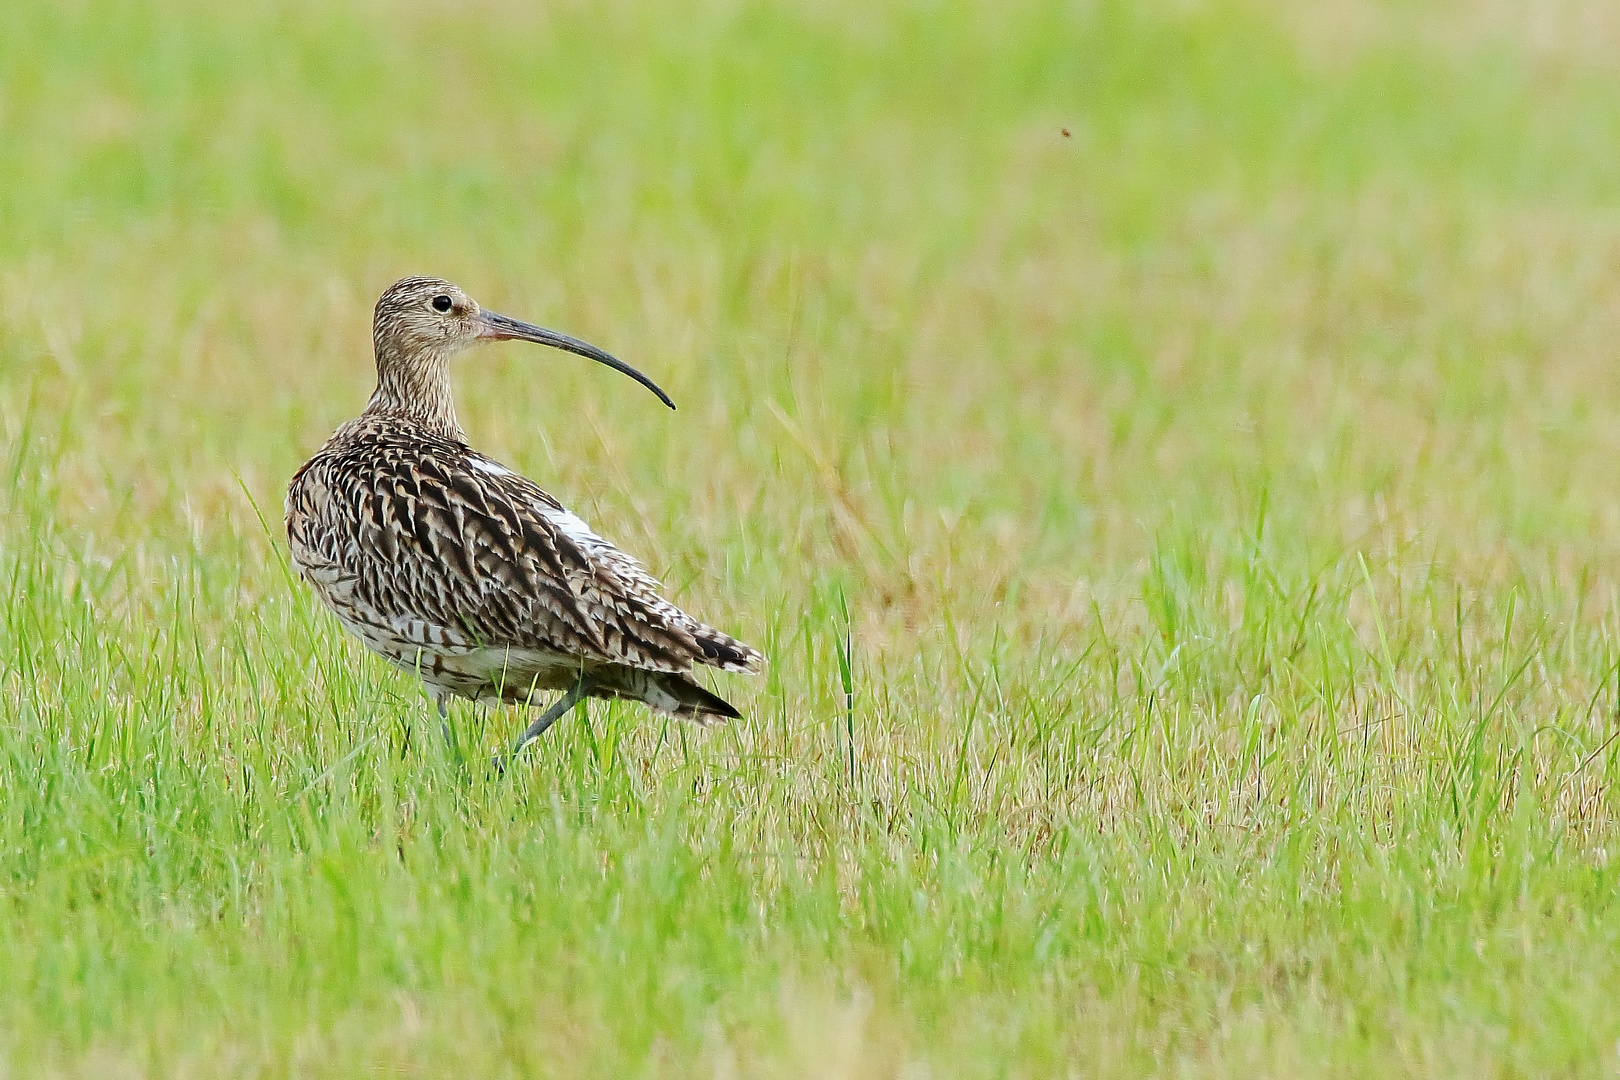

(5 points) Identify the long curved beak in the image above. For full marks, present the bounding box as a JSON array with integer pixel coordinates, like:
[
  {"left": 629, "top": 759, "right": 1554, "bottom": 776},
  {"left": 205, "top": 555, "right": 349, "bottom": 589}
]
[{"left": 475, "top": 310, "right": 676, "bottom": 410}]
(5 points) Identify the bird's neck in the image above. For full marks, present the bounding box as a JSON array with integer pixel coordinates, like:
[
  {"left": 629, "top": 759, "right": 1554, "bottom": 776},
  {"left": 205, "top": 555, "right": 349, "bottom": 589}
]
[{"left": 364, "top": 347, "right": 465, "bottom": 441}]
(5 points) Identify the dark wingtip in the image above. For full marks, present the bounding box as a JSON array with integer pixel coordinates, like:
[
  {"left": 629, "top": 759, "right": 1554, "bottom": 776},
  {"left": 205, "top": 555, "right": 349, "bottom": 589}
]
[{"left": 672, "top": 676, "right": 742, "bottom": 721}]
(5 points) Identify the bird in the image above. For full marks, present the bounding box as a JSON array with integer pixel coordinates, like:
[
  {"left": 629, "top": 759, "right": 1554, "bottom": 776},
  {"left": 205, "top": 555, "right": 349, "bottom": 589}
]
[{"left": 284, "top": 276, "right": 762, "bottom": 760}]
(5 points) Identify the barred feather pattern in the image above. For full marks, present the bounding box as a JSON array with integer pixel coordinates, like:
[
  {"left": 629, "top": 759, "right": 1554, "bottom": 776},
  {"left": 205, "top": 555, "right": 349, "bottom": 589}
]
[{"left": 285, "top": 414, "right": 761, "bottom": 720}]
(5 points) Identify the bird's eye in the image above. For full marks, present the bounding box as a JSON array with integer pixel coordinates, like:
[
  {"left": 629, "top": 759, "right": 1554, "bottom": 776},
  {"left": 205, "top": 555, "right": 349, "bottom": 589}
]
[{"left": 431, "top": 295, "right": 453, "bottom": 313}]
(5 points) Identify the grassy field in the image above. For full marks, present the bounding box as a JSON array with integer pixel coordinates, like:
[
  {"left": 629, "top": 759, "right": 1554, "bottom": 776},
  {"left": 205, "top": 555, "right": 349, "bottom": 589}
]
[{"left": 4, "top": 0, "right": 1620, "bottom": 1074}]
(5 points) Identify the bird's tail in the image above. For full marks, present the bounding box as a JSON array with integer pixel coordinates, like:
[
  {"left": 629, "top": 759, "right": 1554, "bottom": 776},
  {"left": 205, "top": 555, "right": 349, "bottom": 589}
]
[
  {"left": 691, "top": 623, "right": 765, "bottom": 674},
  {"left": 596, "top": 666, "right": 742, "bottom": 723}
]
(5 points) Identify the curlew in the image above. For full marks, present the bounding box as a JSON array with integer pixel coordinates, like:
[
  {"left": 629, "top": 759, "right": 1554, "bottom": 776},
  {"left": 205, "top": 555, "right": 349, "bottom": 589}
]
[{"left": 285, "top": 276, "right": 761, "bottom": 760}]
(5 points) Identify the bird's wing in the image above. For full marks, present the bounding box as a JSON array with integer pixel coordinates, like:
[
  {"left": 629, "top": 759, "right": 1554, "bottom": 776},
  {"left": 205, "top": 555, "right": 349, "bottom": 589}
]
[
  {"left": 462, "top": 451, "right": 762, "bottom": 674},
  {"left": 291, "top": 432, "right": 758, "bottom": 675}
]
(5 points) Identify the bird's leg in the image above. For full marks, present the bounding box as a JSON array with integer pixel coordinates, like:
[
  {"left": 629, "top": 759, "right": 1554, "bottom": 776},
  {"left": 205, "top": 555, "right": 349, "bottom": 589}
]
[
  {"left": 506, "top": 674, "right": 588, "bottom": 762},
  {"left": 436, "top": 693, "right": 464, "bottom": 766}
]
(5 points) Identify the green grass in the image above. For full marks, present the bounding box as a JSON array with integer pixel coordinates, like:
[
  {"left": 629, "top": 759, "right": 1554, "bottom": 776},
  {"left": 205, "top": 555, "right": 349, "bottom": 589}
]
[{"left": 5, "top": 0, "right": 1620, "bottom": 1074}]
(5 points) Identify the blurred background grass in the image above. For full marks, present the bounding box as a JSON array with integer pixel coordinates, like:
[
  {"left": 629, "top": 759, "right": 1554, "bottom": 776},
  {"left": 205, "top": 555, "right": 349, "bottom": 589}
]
[{"left": 5, "top": 0, "right": 1620, "bottom": 1076}]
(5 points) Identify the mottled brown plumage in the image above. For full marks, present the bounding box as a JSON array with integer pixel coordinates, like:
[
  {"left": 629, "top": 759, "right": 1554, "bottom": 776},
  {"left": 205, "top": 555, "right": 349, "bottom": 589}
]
[{"left": 285, "top": 277, "right": 761, "bottom": 754}]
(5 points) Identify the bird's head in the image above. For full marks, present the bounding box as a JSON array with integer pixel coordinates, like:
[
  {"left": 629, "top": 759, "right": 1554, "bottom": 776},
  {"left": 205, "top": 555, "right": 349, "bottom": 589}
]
[{"left": 371, "top": 276, "right": 675, "bottom": 409}]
